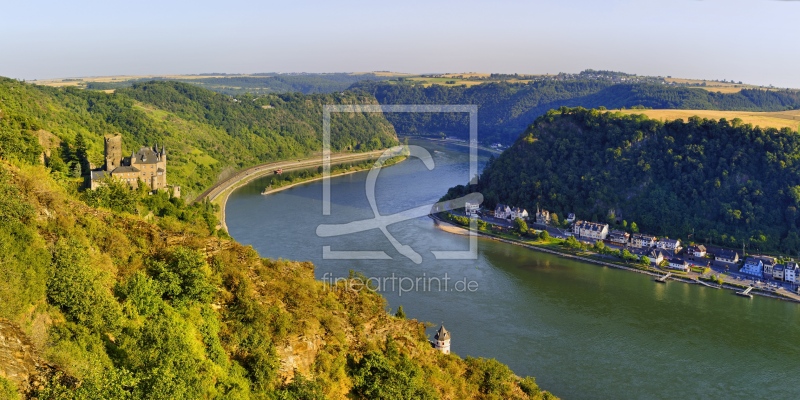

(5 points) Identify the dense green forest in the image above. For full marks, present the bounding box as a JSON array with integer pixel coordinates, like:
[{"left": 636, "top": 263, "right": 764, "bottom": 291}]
[
  {"left": 0, "top": 87, "right": 553, "bottom": 398},
  {"left": 448, "top": 108, "right": 800, "bottom": 254},
  {"left": 352, "top": 80, "right": 800, "bottom": 144},
  {"left": 0, "top": 161, "right": 552, "bottom": 399},
  {"left": 84, "top": 73, "right": 390, "bottom": 95},
  {"left": 0, "top": 78, "right": 397, "bottom": 197}
]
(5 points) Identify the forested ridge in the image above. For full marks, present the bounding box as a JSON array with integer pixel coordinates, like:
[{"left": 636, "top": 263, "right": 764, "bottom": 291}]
[
  {"left": 0, "top": 161, "right": 552, "bottom": 399},
  {"left": 465, "top": 108, "right": 800, "bottom": 254},
  {"left": 0, "top": 78, "right": 397, "bottom": 197},
  {"left": 85, "top": 73, "right": 390, "bottom": 95},
  {"left": 353, "top": 80, "right": 800, "bottom": 144},
  {"left": 0, "top": 79, "right": 553, "bottom": 398}
]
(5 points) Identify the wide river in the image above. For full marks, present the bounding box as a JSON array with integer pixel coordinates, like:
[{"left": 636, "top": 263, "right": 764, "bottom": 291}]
[{"left": 227, "top": 139, "right": 800, "bottom": 399}]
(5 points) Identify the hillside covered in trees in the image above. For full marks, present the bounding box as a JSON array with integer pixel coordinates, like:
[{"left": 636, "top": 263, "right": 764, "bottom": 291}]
[
  {"left": 456, "top": 108, "right": 800, "bottom": 254},
  {"left": 83, "top": 73, "right": 391, "bottom": 95},
  {"left": 353, "top": 79, "right": 800, "bottom": 145},
  {"left": 0, "top": 118, "right": 553, "bottom": 398},
  {"left": 0, "top": 78, "right": 397, "bottom": 197}
]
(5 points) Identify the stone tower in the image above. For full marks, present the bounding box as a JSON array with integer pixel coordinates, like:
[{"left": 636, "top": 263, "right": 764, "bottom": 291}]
[
  {"left": 434, "top": 325, "right": 451, "bottom": 354},
  {"left": 104, "top": 134, "right": 123, "bottom": 170}
]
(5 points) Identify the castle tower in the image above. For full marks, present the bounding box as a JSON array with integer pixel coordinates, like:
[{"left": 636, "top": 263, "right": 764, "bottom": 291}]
[
  {"left": 434, "top": 325, "right": 451, "bottom": 354},
  {"left": 157, "top": 144, "right": 167, "bottom": 190},
  {"left": 104, "top": 134, "right": 123, "bottom": 170}
]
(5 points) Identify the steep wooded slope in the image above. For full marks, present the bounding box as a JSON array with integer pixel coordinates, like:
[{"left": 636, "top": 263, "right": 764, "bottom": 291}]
[{"left": 462, "top": 108, "right": 800, "bottom": 253}]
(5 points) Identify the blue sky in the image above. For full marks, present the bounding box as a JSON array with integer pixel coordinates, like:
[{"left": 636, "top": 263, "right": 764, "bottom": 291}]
[{"left": 2, "top": 0, "right": 799, "bottom": 87}]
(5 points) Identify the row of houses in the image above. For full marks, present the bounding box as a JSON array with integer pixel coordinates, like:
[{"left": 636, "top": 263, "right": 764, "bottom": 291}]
[
  {"left": 494, "top": 204, "right": 529, "bottom": 220},
  {"left": 544, "top": 212, "right": 755, "bottom": 271},
  {"left": 582, "top": 225, "right": 683, "bottom": 251},
  {"left": 643, "top": 246, "right": 727, "bottom": 271},
  {"left": 574, "top": 222, "right": 744, "bottom": 271},
  {"left": 739, "top": 257, "right": 800, "bottom": 282},
  {"left": 483, "top": 204, "right": 800, "bottom": 281},
  {"left": 469, "top": 203, "right": 561, "bottom": 223},
  {"left": 664, "top": 251, "right": 800, "bottom": 283}
]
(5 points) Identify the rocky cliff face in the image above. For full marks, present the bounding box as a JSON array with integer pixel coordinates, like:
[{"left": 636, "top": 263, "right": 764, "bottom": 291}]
[{"left": 0, "top": 319, "right": 45, "bottom": 395}]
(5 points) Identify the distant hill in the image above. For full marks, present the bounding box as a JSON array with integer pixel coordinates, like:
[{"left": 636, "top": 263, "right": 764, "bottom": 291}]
[
  {"left": 448, "top": 107, "right": 800, "bottom": 254},
  {"left": 32, "top": 71, "right": 800, "bottom": 148},
  {"left": 38, "top": 73, "right": 394, "bottom": 95},
  {"left": 0, "top": 78, "right": 398, "bottom": 197},
  {"left": 353, "top": 78, "right": 800, "bottom": 145},
  {"left": 166, "top": 73, "right": 391, "bottom": 95}
]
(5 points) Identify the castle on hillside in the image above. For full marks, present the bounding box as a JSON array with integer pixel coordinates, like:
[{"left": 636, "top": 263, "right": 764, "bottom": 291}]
[{"left": 90, "top": 133, "right": 174, "bottom": 194}]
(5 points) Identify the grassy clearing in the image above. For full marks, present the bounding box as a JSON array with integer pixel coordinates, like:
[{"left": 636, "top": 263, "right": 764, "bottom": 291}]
[
  {"left": 663, "top": 77, "right": 790, "bottom": 93},
  {"left": 188, "top": 149, "right": 219, "bottom": 167},
  {"left": 612, "top": 109, "right": 800, "bottom": 132},
  {"left": 696, "top": 86, "right": 746, "bottom": 94}
]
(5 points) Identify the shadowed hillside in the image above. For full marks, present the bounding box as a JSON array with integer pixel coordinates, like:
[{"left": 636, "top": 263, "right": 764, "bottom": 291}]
[
  {"left": 353, "top": 79, "right": 800, "bottom": 144},
  {"left": 448, "top": 107, "right": 800, "bottom": 254}
]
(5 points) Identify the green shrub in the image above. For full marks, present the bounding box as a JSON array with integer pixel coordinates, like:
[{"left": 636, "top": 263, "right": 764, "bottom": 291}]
[
  {"left": 0, "top": 376, "right": 20, "bottom": 400},
  {"left": 81, "top": 177, "right": 138, "bottom": 214},
  {"left": 36, "top": 366, "right": 139, "bottom": 400},
  {"left": 147, "top": 247, "right": 215, "bottom": 304},
  {"left": 465, "top": 357, "right": 513, "bottom": 397},
  {"left": 47, "top": 239, "right": 122, "bottom": 331},
  {"left": 349, "top": 352, "right": 436, "bottom": 399},
  {"left": 562, "top": 236, "right": 583, "bottom": 250},
  {"left": 116, "top": 271, "right": 163, "bottom": 317},
  {"left": 514, "top": 218, "right": 528, "bottom": 235},
  {"left": 274, "top": 373, "right": 327, "bottom": 400},
  {"left": 518, "top": 376, "right": 542, "bottom": 397},
  {"left": 116, "top": 308, "right": 216, "bottom": 399},
  {"left": 0, "top": 170, "right": 51, "bottom": 319},
  {"left": 0, "top": 129, "right": 43, "bottom": 164}
]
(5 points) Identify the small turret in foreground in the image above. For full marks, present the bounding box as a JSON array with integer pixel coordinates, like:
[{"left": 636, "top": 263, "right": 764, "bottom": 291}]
[{"left": 433, "top": 325, "right": 451, "bottom": 354}]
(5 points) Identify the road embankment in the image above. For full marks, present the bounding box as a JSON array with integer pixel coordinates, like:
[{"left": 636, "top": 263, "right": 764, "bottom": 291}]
[{"left": 200, "top": 150, "right": 404, "bottom": 232}]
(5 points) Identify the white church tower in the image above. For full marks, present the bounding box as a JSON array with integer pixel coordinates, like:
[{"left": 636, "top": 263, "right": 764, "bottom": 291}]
[{"left": 434, "top": 325, "right": 451, "bottom": 354}]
